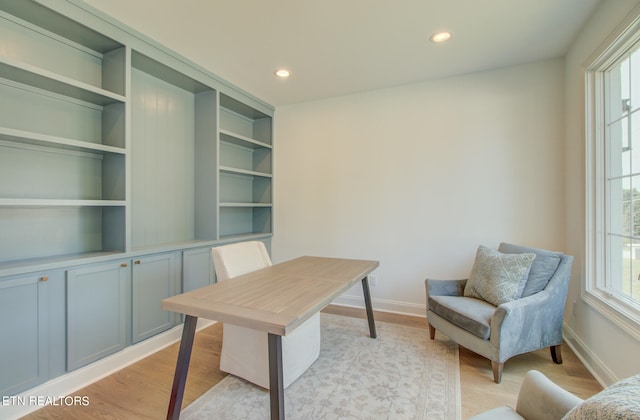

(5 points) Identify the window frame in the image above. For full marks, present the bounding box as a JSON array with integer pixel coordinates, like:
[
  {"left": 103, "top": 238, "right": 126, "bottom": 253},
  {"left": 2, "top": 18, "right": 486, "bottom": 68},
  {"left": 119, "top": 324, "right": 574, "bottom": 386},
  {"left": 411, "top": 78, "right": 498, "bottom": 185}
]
[{"left": 585, "top": 12, "right": 640, "bottom": 340}]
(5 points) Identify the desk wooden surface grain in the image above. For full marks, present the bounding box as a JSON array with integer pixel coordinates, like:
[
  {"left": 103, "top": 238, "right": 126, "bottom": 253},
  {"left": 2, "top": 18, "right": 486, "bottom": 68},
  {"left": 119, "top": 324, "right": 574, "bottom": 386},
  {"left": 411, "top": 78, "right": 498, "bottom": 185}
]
[{"left": 161, "top": 256, "right": 379, "bottom": 336}]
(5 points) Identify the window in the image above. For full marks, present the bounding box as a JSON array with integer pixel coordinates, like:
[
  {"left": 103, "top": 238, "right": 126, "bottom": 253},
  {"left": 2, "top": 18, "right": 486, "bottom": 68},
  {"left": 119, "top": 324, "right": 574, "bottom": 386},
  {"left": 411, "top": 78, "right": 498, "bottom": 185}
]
[{"left": 586, "top": 15, "right": 640, "bottom": 334}]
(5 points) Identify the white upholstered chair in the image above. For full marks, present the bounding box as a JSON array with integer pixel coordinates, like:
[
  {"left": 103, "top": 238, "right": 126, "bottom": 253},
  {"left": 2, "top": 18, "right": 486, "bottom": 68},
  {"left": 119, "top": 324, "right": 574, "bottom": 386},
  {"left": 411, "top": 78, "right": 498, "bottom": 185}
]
[{"left": 211, "top": 241, "right": 321, "bottom": 389}]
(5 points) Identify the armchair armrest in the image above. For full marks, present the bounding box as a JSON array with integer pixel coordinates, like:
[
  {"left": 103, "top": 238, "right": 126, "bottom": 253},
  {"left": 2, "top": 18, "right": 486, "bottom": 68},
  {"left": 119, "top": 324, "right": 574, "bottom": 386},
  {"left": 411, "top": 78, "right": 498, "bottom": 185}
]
[
  {"left": 516, "top": 370, "right": 583, "bottom": 420},
  {"left": 469, "top": 370, "right": 583, "bottom": 420},
  {"left": 425, "top": 278, "right": 467, "bottom": 298},
  {"left": 491, "top": 288, "right": 565, "bottom": 359},
  {"left": 489, "top": 253, "right": 572, "bottom": 362}
]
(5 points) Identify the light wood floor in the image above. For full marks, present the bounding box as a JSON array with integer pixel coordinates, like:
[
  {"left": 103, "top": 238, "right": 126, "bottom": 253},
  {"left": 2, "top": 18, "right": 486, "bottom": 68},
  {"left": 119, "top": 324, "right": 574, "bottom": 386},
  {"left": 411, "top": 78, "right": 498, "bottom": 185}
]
[{"left": 23, "top": 305, "right": 602, "bottom": 419}]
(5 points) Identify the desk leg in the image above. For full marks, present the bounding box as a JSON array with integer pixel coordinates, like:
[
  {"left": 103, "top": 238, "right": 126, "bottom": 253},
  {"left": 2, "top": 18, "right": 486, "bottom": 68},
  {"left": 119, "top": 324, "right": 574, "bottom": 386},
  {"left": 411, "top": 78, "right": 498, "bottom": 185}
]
[
  {"left": 268, "top": 333, "right": 285, "bottom": 420},
  {"left": 166, "top": 315, "right": 198, "bottom": 420},
  {"left": 362, "top": 276, "right": 377, "bottom": 338}
]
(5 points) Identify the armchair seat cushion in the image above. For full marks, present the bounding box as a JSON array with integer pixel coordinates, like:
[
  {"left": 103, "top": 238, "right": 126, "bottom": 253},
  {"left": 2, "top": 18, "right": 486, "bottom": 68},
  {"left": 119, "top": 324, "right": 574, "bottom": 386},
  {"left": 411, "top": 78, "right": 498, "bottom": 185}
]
[{"left": 429, "top": 295, "right": 496, "bottom": 339}]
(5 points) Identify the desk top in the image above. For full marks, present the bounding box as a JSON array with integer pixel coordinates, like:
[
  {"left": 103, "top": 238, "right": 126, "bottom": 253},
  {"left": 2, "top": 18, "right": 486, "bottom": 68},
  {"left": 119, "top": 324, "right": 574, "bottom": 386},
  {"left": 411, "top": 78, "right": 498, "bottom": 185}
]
[{"left": 161, "top": 256, "right": 379, "bottom": 336}]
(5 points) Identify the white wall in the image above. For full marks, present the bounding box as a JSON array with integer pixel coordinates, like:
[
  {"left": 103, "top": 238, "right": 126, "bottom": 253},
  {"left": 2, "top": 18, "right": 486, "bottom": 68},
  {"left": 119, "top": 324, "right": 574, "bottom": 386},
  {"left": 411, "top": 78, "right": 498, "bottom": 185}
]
[
  {"left": 273, "top": 0, "right": 640, "bottom": 386},
  {"left": 273, "top": 59, "right": 566, "bottom": 315},
  {"left": 564, "top": 0, "right": 640, "bottom": 385}
]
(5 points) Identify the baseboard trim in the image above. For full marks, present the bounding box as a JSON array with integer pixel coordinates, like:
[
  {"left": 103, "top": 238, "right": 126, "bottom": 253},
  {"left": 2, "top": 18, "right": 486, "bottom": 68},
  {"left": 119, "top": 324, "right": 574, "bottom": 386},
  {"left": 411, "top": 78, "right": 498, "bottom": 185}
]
[
  {"left": 563, "top": 323, "right": 616, "bottom": 387},
  {"left": 332, "top": 294, "right": 426, "bottom": 317},
  {"left": 1, "top": 319, "right": 216, "bottom": 420}
]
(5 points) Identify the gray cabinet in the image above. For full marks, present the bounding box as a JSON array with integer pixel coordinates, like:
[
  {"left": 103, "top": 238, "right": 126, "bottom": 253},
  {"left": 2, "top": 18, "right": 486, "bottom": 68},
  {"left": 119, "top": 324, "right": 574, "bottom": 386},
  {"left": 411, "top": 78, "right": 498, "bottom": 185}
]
[
  {"left": 0, "top": 274, "right": 48, "bottom": 395},
  {"left": 67, "top": 254, "right": 180, "bottom": 369},
  {"left": 132, "top": 253, "right": 179, "bottom": 344},
  {"left": 182, "top": 247, "right": 215, "bottom": 292},
  {"left": 67, "top": 261, "right": 128, "bottom": 371}
]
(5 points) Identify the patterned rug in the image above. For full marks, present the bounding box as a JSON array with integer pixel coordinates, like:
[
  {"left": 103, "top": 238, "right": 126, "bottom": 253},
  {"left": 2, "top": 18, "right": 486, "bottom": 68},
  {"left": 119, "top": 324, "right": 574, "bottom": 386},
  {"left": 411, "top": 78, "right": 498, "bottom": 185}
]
[{"left": 182, "top": 313, "right": 460, "bottom": 420}]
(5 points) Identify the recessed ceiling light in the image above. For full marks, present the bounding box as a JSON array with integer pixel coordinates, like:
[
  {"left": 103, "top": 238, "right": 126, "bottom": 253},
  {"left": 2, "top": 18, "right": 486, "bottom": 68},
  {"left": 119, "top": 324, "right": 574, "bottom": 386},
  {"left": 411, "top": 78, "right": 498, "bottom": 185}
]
[
  {"left": 430, "top": 31, "right": 452, "bottom": 43},
  {"left": 274, "top": 69, "right": 291, "bottom": 78}
]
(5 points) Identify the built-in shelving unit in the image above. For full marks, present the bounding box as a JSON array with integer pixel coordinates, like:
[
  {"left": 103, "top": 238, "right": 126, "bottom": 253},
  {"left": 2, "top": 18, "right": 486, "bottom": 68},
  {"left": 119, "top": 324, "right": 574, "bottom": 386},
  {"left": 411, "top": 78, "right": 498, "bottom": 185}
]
[
  {"left": 0, "top": 1, "right": 273, "bottom": 268},
  {"left": 218, "top": 93, "right": 273, "bottom": 238},
  {"left": 0, "top": 2, "right": 128, "bottom": 264},
  {"left": 0, "top": 0, "right": 274, "bottom": 400}
]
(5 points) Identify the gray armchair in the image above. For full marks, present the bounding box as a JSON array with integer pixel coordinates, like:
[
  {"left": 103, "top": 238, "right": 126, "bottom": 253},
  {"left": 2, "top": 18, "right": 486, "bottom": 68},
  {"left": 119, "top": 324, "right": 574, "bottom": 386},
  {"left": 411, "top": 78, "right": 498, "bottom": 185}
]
[{"left": 425, "top": 243, "right": 573, "bottom": 383}]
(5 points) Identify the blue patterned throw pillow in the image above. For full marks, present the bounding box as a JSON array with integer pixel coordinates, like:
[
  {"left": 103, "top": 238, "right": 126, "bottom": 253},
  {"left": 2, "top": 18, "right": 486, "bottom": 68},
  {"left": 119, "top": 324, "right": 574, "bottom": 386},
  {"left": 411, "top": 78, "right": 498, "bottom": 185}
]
[{"left": 463, "top": 245, "right": 535, "bottom": 306}]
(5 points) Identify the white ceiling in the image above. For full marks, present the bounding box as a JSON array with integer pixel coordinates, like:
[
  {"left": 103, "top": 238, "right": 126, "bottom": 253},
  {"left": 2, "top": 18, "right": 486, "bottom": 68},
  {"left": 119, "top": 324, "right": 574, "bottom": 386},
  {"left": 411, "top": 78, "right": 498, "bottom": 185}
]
[{"left": 81, "top": 0, "right": 602, "bottom": 106}]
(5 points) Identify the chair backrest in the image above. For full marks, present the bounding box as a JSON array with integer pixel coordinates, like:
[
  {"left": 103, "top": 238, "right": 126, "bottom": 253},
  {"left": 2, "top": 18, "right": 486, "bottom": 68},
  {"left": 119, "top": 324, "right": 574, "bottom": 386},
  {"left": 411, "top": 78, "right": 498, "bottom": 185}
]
[
  {"left": 543, "top": 254, "right": 573, "bottom": 293},
  {"left": 211, "top": 241, "right": 272, "bottom": 282},
  {"left": 498, "top": 242, "right": 567, "bottom": 297}
]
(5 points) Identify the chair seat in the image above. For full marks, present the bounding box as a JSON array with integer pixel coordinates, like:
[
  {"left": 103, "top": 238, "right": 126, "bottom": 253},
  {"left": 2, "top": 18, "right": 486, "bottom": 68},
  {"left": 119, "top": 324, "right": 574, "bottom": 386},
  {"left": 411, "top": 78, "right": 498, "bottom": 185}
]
[
  {"left": 429, "top": 295, "right": 496, "bottom": 340},
  {"left": 220, "top": 312, "right": 321, "bottom": 389}
]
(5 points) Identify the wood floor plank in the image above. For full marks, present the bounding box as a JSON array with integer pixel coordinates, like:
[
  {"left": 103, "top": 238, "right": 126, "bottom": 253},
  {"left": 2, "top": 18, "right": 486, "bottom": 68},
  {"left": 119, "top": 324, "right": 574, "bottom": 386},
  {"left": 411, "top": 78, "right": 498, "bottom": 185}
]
[{"left": 23, "top": 305, "right": 601, "bottom": 419}]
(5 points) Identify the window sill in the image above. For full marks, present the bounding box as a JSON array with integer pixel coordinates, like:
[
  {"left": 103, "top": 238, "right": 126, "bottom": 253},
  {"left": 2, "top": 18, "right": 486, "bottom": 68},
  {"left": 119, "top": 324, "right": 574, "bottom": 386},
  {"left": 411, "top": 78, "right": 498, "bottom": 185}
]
[{"left": 582, "top": 288, "right": 640, "bottom": 341}]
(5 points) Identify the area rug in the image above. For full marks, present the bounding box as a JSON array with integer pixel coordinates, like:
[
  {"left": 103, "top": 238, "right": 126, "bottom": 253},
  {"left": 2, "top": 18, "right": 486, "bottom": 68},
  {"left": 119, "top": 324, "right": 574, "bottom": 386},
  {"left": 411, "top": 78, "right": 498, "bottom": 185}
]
[{"left": 182, "top": 313, "right": 460, "bottom": 420}]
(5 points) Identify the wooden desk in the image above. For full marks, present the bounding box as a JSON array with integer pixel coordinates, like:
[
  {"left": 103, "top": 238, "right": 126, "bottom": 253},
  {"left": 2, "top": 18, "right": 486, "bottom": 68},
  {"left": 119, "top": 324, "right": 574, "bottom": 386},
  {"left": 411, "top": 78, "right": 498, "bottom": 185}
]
[{"left": 162, "top": 256, "right": 380, "bottom": 420}]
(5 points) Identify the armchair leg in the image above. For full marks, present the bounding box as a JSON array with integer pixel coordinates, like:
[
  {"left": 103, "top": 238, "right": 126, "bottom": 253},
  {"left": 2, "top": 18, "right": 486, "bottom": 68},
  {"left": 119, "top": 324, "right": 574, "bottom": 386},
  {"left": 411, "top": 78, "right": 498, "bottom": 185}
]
[
  {"left": 428, "top": 323, "right": 435, "bottom": 340},
  {"left": 550, "top": 345, "right": 563, "bottom": 364},
  {"left": 491, "top": 361, "right": 503, "bottom": 383}
]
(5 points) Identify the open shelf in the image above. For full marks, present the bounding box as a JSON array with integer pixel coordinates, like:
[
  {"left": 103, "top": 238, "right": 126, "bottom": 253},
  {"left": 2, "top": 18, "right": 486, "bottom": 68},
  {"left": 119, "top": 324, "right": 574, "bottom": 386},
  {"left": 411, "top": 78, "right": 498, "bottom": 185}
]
[
  {"left": 0, "top": 5, "right": 126, "bottom": 97},
  {"left": 219, "top": 206, "right": 272, "bottom": 239},
  {"left": 219, "top": 131, "right": 272, "bottom": 176},
  {"left": 219, "top": 203, "right": 272, "bottom": 207},
  {"left": 0, "top": 126, "right": 125, "bottom": 155},
  {"left": 219, "top": 172, "right": 271, "bottom": 205},
  {"left": 219, "top": 93, "right": 272, "bottom": 145},
  {"left": 0, "top": 2, "right": 122, "bottom": 54},
  {"left": 0, "top": 205, "right": 126, "bottom": 263},
  {"left": 0, "top": 199, "right": 126, "bottom": 207},
  {"left": 0, "top": 57, "right": 125, "bottom": 105},
  {"left": 219, "top": 166, "right": 272, "bottom": 178},
  {"left": 219, "top": 129, "right": 271, "bottom": 150},
  {"left": 0, "top": 139, "right": 125, "bottom": 202}
]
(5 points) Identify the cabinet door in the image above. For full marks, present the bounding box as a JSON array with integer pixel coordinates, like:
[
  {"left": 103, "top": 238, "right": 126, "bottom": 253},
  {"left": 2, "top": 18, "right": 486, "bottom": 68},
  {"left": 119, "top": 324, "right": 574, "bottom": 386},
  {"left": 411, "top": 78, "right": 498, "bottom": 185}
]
[
  {"left": 0, "top": 274, "right": 48, "bottom": 395},
  {"left": 182, "top": 247, "right": 214, "bottom": 292},
  {"left": 67, "top": 261, "right": 128, "bottom": 371},
  {"left": 132, "top": 253, "right": 177, "bottom": 344}
]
